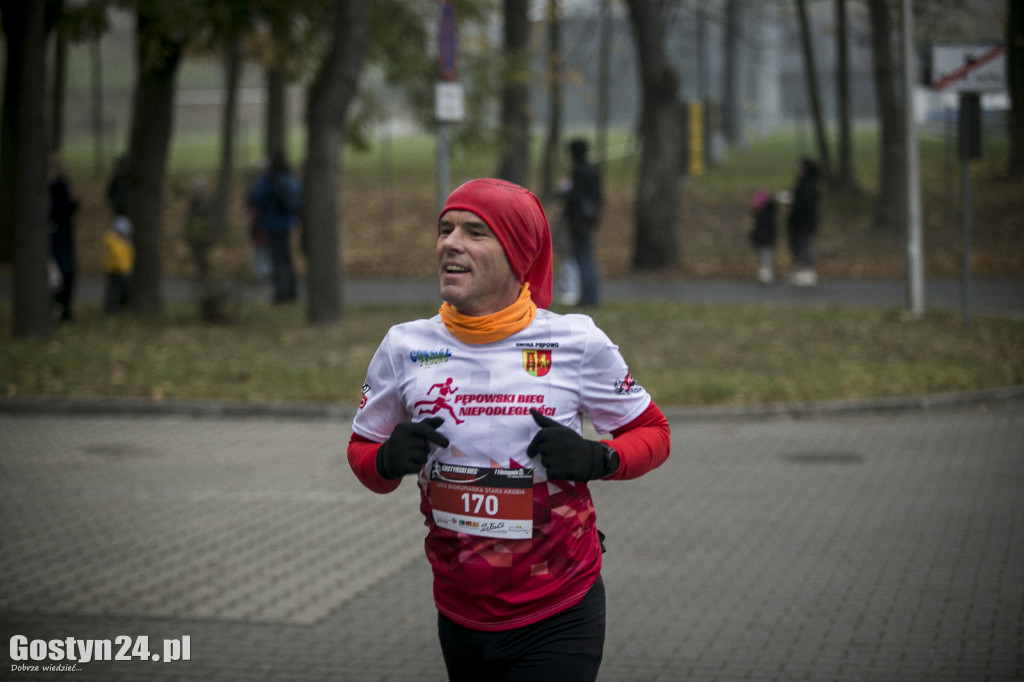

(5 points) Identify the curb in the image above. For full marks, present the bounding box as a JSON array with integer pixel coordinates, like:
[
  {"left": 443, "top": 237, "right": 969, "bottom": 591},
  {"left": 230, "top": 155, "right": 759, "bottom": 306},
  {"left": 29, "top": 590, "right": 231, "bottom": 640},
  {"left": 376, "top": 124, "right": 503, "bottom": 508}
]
[
  {"left": 657, "top": 385, "right": 1024, "bottom": 421},
  {"left": 2, "top": 386, "right": 1022, "bottom": 422},
  {"left": 0, "top": 395, "right": 355, "bottom": 421}
]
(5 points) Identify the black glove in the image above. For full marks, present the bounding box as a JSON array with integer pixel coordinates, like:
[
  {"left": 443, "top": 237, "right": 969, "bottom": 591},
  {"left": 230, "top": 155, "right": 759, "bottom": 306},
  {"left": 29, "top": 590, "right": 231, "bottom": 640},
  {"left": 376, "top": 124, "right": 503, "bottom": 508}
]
[
  {"left": 376, "top": 417, "right": 449, "bottom": 480},
  {"left": 527, "top": 409, "right": 618, "bottom": 481}
]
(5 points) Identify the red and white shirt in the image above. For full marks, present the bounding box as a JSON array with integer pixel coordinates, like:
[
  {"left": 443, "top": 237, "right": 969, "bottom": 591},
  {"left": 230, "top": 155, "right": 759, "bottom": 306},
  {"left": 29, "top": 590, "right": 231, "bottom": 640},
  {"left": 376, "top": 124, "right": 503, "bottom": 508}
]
[{"left": 352, "top": 309, "right": 653, "bottom": 630}]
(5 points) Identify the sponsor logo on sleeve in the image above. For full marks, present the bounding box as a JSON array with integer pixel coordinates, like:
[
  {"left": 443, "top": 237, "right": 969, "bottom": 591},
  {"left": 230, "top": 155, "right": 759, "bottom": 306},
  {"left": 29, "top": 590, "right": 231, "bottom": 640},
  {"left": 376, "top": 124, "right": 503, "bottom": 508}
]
[{"left": 614, "top": 372, "right": 644, "bottom": 395}]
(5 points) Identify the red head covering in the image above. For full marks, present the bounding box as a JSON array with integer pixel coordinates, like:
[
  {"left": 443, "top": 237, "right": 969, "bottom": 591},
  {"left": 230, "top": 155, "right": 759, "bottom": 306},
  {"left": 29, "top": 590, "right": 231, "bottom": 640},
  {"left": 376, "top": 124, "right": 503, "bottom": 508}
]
[
  {"left": 439, "top": 178, "right": 553, "bottom": 309},
  {"left": 750, "top": 188, "right": 773, "bottom": 211}
]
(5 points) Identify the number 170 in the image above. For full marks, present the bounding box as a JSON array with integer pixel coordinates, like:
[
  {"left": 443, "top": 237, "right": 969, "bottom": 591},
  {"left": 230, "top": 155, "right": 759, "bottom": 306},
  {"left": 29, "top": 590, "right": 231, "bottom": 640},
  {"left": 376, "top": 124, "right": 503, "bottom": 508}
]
[{"left": 461, "top": 492, "right": 498, "bottom": 516}]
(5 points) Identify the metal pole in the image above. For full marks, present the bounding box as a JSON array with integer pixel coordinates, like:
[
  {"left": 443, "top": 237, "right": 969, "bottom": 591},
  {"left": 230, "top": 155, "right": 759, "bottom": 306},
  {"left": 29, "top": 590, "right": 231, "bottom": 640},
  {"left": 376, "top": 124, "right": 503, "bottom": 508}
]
[
  {"left": 902, "top": 0, "right": 925, "bottom": 318},
  {"left": 957, "top": 92, "right": 982, "bottom": 330},
  {"left": 437, "top": 0, "right": 457, "bottom": 209},
  {"left": 438, "top": 121, "right": 450, "bottom": 210},
  {"left": 381, "top": 121, "right": 394, "bottom": 261},
  {"left": 961, "top": 157, "right": 973, "bottom": 330}
]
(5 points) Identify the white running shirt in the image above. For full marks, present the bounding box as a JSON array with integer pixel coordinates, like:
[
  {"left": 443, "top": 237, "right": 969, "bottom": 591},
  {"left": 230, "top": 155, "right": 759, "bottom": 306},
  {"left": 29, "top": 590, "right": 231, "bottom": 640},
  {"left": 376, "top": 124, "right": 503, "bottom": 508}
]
[{"left": 353, "top": 308, "right": 651, "bottom": 630}]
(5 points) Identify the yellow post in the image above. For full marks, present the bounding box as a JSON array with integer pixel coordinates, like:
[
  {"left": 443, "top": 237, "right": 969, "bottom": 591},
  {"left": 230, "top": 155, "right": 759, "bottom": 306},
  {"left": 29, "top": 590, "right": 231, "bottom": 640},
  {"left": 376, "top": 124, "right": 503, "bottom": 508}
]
[{"left": 688, "top": 101, "right": 706, "bottom": 176}]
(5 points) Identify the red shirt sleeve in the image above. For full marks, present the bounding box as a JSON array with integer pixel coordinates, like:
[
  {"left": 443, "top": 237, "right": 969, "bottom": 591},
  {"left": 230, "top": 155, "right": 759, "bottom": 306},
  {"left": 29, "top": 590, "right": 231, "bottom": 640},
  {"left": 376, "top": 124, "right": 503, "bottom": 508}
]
[
  {"left": 601, "top": 401, "right": 671, "bottom": 480},
  {"left": 348, "top": 433, "right": 402, "bottom": 494}
]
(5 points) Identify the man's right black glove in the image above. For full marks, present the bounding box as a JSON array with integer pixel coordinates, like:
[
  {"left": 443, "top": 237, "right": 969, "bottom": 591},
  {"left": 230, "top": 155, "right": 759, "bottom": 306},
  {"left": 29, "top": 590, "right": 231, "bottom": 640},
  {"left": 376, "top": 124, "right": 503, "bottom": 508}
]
[{"left": 376, "top": 417, "right": 449, "bottom": 480}]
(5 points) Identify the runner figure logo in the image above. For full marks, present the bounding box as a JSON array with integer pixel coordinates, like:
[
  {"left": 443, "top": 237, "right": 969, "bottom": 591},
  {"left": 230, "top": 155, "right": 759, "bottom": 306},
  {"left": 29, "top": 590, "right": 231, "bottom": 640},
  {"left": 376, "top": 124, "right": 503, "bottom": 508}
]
[
  {"left": 522, "top": 350, "right": 552, "bottom": 377},
  {"left": 414, "top": 377, "right": 465, "bottom": 424}
]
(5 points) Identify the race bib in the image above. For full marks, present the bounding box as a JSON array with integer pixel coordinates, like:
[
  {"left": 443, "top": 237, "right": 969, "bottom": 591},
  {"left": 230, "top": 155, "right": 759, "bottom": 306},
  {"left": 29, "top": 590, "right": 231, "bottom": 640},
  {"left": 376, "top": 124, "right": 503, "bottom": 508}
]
[{"left": 428, "top": 463, "right": 534, "bottom": 539}]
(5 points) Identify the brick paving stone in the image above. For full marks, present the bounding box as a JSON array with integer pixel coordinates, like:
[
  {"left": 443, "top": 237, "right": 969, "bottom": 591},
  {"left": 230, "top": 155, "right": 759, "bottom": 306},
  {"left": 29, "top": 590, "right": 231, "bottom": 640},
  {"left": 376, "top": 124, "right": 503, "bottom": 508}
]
[{"left": 1, "top": 399, "right": 1022, "bottom": 680}]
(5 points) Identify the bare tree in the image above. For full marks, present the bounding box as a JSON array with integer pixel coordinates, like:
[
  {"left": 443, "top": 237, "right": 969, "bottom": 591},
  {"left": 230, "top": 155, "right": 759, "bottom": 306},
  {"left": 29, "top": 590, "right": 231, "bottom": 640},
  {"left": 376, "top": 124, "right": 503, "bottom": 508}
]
[
  {"left": 1008, "top": 0, "right": 1024, "bottom": 177},
  {"left": 495, "top": 0, "right": 531, "bottom": 186},
  {"left": 1, "top": 0, "right": 52, "bottom": 337},
  {"left": 302, "top": 0, "right": 369, "bottom": 324},
  {"left": 625, "top": 0, "right": 683, "bottom": 270},
  {"left": 215, "top": 39, "right": 242, "bottom": 238},
  {"left": 834, "top": 0, "right": 860, "bottom": 193},
  {"left": 722, "top": 0, "right": 743, "bottom": 147},
  {"left": 795, "top": 0, "right": 832, "bottom": 181},
  {"left": 124, "top": 1, "right": 189, "bottom": 316},
  {"left": 50, "top": 0, "right": 68, "bottom": 153},
  {"left": 539, "top": 0, "right": 562, "bottom": 199},
  {"left": 596, "top": 0, "right": 612, "bottom": 164},
  {"left": 260, "top": 3, "right": 292, "bottom": 158},
  {"left": 868, "top": 0, "right": 906, "bottom": 232},
  {"left": 265, "top": 65, "right": 287, "bottom": 158},
  {"left": 90, "top": 37, "right": 105, "bottom": 179},
  {"left": 204, "top": 0, "right": 252, "bottom": 239}
]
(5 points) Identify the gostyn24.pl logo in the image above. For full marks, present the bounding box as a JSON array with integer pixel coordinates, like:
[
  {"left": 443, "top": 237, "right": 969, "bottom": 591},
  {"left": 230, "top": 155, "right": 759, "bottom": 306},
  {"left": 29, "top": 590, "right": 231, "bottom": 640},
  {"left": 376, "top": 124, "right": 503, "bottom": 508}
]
[{"left": 10, "top": 635, "right": 190, "bottom": 671}]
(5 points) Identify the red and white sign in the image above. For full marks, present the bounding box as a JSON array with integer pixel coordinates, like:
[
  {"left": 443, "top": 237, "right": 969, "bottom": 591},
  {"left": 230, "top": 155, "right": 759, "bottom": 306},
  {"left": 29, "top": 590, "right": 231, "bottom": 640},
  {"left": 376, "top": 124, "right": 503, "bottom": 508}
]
[
  {"left": 932, "top": 44, "right": 1006, "bottom": 93},
  {"left": 438, "top": 0, "right": 458, "bottom": 81}
]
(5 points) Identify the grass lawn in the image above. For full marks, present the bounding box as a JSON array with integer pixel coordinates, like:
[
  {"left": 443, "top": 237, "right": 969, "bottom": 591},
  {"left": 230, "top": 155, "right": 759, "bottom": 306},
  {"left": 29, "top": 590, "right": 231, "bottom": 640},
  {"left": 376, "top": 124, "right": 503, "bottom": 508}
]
[
  {"left": 5, "top": 127, "right": 1021, "bottom": 408},
  {"left": 2, "top": 299, "right": 1021, "bottom": 408}
]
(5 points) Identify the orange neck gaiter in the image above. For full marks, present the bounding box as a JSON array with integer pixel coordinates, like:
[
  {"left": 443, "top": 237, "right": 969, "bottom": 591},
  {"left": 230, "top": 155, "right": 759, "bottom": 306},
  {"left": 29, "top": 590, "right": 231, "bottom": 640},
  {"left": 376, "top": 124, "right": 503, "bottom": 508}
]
[{"left": 439, "top": 284, "right": 537, "bottom": 345}]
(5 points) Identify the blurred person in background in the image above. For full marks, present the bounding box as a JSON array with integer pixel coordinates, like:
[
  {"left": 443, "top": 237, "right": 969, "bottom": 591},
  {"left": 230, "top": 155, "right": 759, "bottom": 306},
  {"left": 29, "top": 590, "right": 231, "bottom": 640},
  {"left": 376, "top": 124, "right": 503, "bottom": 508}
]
[
  {"left": 560, "top": 139, "right": 604, "bottom": 307},
  {"left": 787, "top": 158, "right": 821, "bottom": 287},
  {"left": 248, "top": 149, "right": 301, "bottom": 303},
  {"left": 104, "top": 215, "right": 134, "bottom": 315},
  {"left": 48, "top": 156, "right": 80, "bottom": 322},
  {"left": 749, "top": 187, "right": 777, "bottom": 284}
]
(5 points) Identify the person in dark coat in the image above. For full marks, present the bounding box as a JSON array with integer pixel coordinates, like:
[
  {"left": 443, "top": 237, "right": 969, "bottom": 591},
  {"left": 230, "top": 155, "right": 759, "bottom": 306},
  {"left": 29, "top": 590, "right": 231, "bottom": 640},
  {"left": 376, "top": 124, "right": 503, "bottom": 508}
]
[
  {"left": 248, "top": 149, "right": 302, "bottom": 303},
  {"left": 561, "top": 138, "right": 603, "bottom": 306},
  {"left": 48, "top": 156, "right": 80, "bottom": 322},
  {"left": 787, "top": 158, "right": 820, "bottom": 286}
]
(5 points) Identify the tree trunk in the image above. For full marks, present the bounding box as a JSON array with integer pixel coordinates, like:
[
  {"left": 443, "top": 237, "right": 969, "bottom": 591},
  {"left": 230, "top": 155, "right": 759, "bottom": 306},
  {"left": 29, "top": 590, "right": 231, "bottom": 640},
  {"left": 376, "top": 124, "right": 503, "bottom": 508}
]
[
  {"left": 495, "top": 0, "right": 531, "bottom": 186},
  {"left": 1, "top": 0, "right": 53, "bottom": 338},
  {"left": 835, "top": 0, "right": 860, "bottom": 192},
  {"left": 216, "top": 38, "right": 241, "bottom": 237},
  {"left": 722, "top": 0, "right": 743, "bottom": 147},
  {"left": 125, "top": 7, "right": 184, "bottom": 316},
  {"left": 303, "top": 0, "right": 369, "bottom": 325},
  {"left": 1008, "top": 0, "right": 1024, "bottom": 177},
  {"left": 696, "top": 8, "right": 709, "bottom": 100},
  {"left": 795, "top": 0, "right": 832, "bottom": 181},
  {"left": 51, "top": 15, "right": 67, "bottom": 152},
  {"left": 265, "top": 19, "right": 287, "bottom": 159},
  {"left": 868, "top": 0, "right": 906, "bottom": 232},
  {"left": 539, "top": 0, "right": 562, "bottom": 200},
  {"left": 90, "top": 37, "right": 106, "bottom": 179},
  {"left": 596, "top": 0, "right": 611, "bottom": 164},
  {"left": 625, "top": 0, "right": 682, "bottom": 270}
]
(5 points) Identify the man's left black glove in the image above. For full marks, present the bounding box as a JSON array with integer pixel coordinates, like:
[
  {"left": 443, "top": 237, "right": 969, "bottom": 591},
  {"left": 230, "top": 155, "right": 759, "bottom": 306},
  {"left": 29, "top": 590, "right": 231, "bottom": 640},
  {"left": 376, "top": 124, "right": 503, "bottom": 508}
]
[{"left": 527, "top": 409, "right": 618, "bottom": 481}]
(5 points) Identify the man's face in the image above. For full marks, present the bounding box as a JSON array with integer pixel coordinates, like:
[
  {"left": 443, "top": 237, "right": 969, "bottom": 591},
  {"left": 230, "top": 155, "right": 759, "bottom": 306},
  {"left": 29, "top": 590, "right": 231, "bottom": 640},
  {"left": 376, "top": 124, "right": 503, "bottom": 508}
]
[{"left": 437, "top": 210, "right": 521, "bottom": 316}]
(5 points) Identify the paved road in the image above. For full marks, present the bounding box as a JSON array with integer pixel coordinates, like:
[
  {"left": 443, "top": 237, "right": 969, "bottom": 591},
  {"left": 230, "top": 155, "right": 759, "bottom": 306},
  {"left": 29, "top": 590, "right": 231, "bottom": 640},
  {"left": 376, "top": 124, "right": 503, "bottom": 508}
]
[
  {"left": 3, "top": 273, "right": 1022, "bottom": 679},
  {"left": 2, "top": 397, "right": 1022, "bottom": 681}
]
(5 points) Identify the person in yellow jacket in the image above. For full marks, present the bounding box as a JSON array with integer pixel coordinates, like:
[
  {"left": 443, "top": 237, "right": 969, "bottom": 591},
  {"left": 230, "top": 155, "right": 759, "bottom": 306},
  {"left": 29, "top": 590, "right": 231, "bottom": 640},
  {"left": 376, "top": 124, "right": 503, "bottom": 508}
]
[{"left": 104, "top": 215, "right": 135, "bottom": 314}]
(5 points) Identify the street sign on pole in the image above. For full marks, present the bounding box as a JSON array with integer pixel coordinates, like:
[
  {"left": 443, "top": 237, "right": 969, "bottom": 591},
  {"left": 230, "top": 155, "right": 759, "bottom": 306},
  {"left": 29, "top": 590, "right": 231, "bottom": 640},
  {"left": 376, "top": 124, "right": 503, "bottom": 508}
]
[
  {"left": 439, "top": 0, "right": 458, "bottom": 82},
  {"left": 435, "top": 82, "right": 465, "bottom": 123},
  {"left": 437, "top": 0, "right": 460, "bottom": 208},
  {"left": 932, "top": 44, "right": 1006, "bottom": 93},
  {"left": 931, "top": 44, "right": 1007, "bottom": 329}
]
